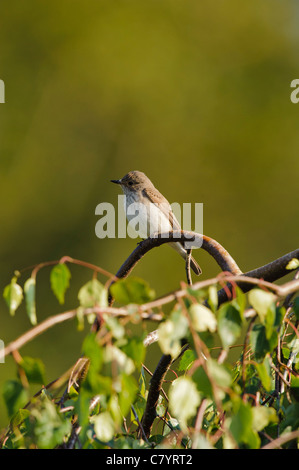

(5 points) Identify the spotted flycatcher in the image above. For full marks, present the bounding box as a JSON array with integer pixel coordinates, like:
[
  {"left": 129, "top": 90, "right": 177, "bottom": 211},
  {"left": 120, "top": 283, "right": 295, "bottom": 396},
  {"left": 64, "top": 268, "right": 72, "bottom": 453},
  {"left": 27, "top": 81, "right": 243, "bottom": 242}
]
[{"left": 111, "top": 170, "right": 201, "bottom": 275}]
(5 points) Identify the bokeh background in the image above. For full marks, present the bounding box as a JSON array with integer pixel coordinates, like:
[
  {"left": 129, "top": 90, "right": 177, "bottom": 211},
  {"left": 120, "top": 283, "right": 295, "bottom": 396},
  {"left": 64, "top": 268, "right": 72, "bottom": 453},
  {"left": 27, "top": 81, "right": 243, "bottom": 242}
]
[{"left": 1, "top": 0, "right": 299, "bottom": 427}]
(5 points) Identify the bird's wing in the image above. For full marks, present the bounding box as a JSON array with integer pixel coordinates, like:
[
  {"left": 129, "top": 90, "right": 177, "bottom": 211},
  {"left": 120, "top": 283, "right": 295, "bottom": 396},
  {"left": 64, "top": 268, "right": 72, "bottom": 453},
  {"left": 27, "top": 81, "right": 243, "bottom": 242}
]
[{"left": 142, "top": 187, "right": 181, "bottom": 231}]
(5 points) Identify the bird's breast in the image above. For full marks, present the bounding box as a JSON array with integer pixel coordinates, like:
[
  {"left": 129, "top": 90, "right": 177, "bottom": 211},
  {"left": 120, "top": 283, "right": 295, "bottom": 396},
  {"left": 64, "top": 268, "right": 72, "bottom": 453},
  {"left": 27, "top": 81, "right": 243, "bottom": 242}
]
[{"left": 124, "top": 196, "right": 172, "bottom": 239}]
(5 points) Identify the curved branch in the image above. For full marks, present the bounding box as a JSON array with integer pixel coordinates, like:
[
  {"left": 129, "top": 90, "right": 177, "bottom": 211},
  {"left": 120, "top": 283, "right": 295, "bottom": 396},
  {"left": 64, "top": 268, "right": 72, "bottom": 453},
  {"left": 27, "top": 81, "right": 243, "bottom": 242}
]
[
  {"left": 113, "top": 231, "right": 242, "bottom": 282},
  {"left": 92, "top": 230, "right": 241, "bottom": 330},
  {"left": 94, "top": 229, "right": 298, "bottom": 329},
  {"left": 113, "top": 231, "right": 298, "bottom": 293},
  {"left": 214, "top": 248, "right": 299, "bottom": 308},
  {"left": 2, "top": 306, "right": 163, "bottom": 360}
]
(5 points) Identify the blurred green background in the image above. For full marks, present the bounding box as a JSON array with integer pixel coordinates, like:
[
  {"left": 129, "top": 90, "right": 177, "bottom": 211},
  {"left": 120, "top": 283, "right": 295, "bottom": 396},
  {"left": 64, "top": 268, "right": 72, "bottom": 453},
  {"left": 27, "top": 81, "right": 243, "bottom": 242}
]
[{"left": 1, "top": 0, "right": 299, "bottom": 428}]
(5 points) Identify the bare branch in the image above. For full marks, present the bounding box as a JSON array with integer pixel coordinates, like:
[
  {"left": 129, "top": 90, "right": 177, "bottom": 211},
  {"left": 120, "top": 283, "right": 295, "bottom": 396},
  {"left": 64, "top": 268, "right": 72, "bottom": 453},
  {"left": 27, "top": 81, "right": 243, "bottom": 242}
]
[
  {"left": 185, "top": 248, "right": 193, "bottom": 286},
  {"left": 261, "top": 430, "right": 299, "bottom": 449},
  {"left": 2, "top": 306, "right": 163, "bottom": 359},
  {"left": 98, "top": 230, "right": 298, "bottom": 323},
  {"left": 112, "top": 231, "right": 242, "bottom": 283},
  {"left": 214, "top": 249, "right": 299, "bottom": 308}
]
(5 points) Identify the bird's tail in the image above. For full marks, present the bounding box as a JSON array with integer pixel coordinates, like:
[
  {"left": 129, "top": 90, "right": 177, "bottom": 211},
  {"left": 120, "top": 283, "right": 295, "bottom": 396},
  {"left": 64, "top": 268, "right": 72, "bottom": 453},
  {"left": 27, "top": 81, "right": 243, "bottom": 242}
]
[{"left": 169, "top": 242, "right": 202, "bottom": 275}]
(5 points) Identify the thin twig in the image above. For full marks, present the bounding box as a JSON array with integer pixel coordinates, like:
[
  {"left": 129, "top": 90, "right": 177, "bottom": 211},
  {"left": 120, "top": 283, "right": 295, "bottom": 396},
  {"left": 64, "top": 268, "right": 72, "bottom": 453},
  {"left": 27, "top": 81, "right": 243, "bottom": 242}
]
[
  {"left": 131, "top": 405, "right": 151, "bottom": 444},
  {"left": 185, "top": 248, "right": 192, "bottom": 286},
  {"left": 3, "top": 270, "right": 298, "bottom": 362},
  {"left": 2, "top": 306, "right": 162, "bottom": 359},
  {"left": 193, "top": 398, "right": 209, "bottom": 436},
  {"left": 241, "top": 316, "right": 256, "bottom": 390},
  {"left": 262, "top": 430, "right": 299, "bottom": 449},
  {"left": 92, "top": 230, "right": 298, "bottom": 330}
]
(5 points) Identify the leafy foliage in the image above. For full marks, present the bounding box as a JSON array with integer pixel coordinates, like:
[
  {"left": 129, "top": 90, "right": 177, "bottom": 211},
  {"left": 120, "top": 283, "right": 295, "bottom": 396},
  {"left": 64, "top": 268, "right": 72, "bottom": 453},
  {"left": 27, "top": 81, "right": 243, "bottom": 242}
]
[
  {"left": 3, "top": 276, "right": 23, "bottom": 317},
  {"left": 110, "top": 277, "right": 155, "bottom": 305},
  {"left": 50, "top": 263, "right": 71, "bottom": 305},
  {"left": 1, "top": 260, "right": 299, "bottom": 449},
  {"left": 24, "top": 278, "right": 37, "bottom": 326}
]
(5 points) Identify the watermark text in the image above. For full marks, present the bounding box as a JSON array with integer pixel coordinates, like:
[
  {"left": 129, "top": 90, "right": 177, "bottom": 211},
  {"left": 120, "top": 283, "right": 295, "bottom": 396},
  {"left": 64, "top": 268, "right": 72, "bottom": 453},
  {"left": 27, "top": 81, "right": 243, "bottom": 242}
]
[
  {"left": 0, "top": 80, "right": 5, "bottom": 103},
  {"left": 290, "top": 79, "right": 299, "bottom": 103},
  {"left": 0, "top": 339, "right": 5, "bottom": 363},
  {"left": 95, "top": 195, "right": 203, "bottom": 249}
]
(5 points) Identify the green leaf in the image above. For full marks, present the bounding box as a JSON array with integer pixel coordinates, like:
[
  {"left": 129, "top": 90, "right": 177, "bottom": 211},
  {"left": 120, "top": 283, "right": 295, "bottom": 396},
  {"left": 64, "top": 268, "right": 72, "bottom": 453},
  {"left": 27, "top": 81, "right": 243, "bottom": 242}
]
[
  {"left": 286, "top": 258, "right": 299, "bottom": 270},
  {"left": 255, "top": 356, "right": 272, "bottom": 391},
  {"left": 138, "top": 367, "right": 146, "bottom": 397},
  {"left": 293, "top": 297, "right": 299, "bottom": 321},
  {"left": 192, "top": 367, "right": 213, "bottom": 398},
  {"left": 229, "top": 401, "right": 259, "bottom": 448},
  {"left": 192, "top": 434, "right": 215, "bottom": 450},
  {"left": 169, "top": 377, "right": 200, "bottom": 431},
  {"left": 104, "top": 315, "right": 125, "bottom": 340},
  {"left": 121, "top": 336, "right": 146, "bottom": 368},
  {"left": 281, "top": 403, "right": 299, "bottom": 432},
  {"left": 82, "top": 332, "right": 103, "bottom": 371},
  {"left": 118, "top": 374, "right": 138, "bottom": 417},
  {"left": 189, "top": 304, "right": 217, "bottom": 333},
  {"left": 208, "top": 285, "right": 218, "bottom": 312},
  {"left": 162, "top": 417, "right": 180, "bottom": 437},
  {"left": 232, "top": 286, "right": 246, "bottom": 316},
  {"left": 187, "top": 287, "right": 208, "bottom": 302},
  {"left": 286, "top": 337, "right": 299, "bottom": 362},
  {"left": 24, "top": 277, "right": 37, "bottom": 325},
  {"left": 79, "top": 336, "right": 106, "bottom": 396},
  {"left": 158, "top": 310, "right": 189, "bottom": 358},
  {"left": 252, "top": 406, "right": 278, "bottom": 432},
  {"left": 290, "top": 376, "right": 299, "bottom": 402},
  {"left": 109, "top": 276, "right": 155, "bottom": 305},
  {"left": 75, "top": 387, "right": 93, "bottom": 439},
  {"left": 109, "top": 394, "right": 123, "bottom": 426},
  {"left": 104, "top": 345, "right": 135, "bottom": 375},
  {"left": 178, "top": 349, "right": 196, "bottom": 372},
  {"left": 10, "top": 408, "right": 31, "bottom": 429},
  {"left": 50, "top": 264, "right": 71, "bottom": 304},
  {"left": 19, "top": 356, "right": 46, "bottom": 384},
  {"left": 207, "top": 359, "right": 232, "bottom": 390},
  {"left": 30, "top": 395, "right": 71, "bottom": 449},
  {"left": 78, "top": 278, "right": 107, "bottom": 308},
  {"left": 274, "top": 305, "right": 284, "bottom": 328},
  {"left": 2, "top": 380, "right": 29, "bottom": 417},
  {"left": 218, "top": 303, "right": 243, "bottom": 349},
  {"left": 131, "top": 396, "right": 146, "bottom": 424},
  {"left": 264, "top": 304, "right": 276, "bottom": 340},
  {"left": 76, "top": 306, "right": 86, "bottom": 331},
  {"left": 248, "top": 289, "right": 276, "bottom": 324},
  {"left": 250, "top": 324, "right": 278, "bottom": 362},
  {"left": 92, "top": 411, "right": 115, "bottom": 442},
  {"left": 3, "top": 277, "right": 23, "bottom": 316}
]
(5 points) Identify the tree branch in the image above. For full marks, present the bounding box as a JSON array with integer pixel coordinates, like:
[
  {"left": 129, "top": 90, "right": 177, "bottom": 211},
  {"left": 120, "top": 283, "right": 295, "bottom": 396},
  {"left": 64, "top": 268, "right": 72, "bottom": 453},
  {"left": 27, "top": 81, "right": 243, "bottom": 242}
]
[
  {"left": 112, "top": 231, "right": 242, "bottom": 282},
  {"left": 92, "top": 230, "right": 243, "bottom": 330},
  {"left": 214, "top": 249, "right": 299, "bottom": 308},
  {"left": 118, "top": 233, "right": 297, "bottom": 440},
  {"left": 138, "top": 353, "right": 173, "bottom": 439},
  {"left": 103, "top": 230, "right": 298, "bottom": 312},
  {"left": 2, "top": 306, "right": 162, "bottom": 360}
]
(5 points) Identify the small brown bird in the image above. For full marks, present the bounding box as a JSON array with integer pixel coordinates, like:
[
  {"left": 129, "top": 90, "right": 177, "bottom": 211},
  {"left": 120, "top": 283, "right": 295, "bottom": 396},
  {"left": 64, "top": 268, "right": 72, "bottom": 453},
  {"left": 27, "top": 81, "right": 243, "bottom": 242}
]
[{"left": 111, "top": 171, "right": 201, "bottom": 275}]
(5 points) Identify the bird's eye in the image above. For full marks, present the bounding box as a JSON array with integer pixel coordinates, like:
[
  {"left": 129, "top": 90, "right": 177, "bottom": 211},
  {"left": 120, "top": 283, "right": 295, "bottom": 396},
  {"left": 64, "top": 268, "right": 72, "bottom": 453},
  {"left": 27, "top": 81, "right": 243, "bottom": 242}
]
[{"left": 128, "top": 181, "right": 133, "bottom": 186}]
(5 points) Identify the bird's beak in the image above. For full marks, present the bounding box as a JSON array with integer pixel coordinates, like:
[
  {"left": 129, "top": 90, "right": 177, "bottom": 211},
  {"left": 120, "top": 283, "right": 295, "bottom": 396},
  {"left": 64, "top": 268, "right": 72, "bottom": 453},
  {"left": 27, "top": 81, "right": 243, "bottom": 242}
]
[{"left": 110, "top": 179, "right": 122, "bottom": 184}]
